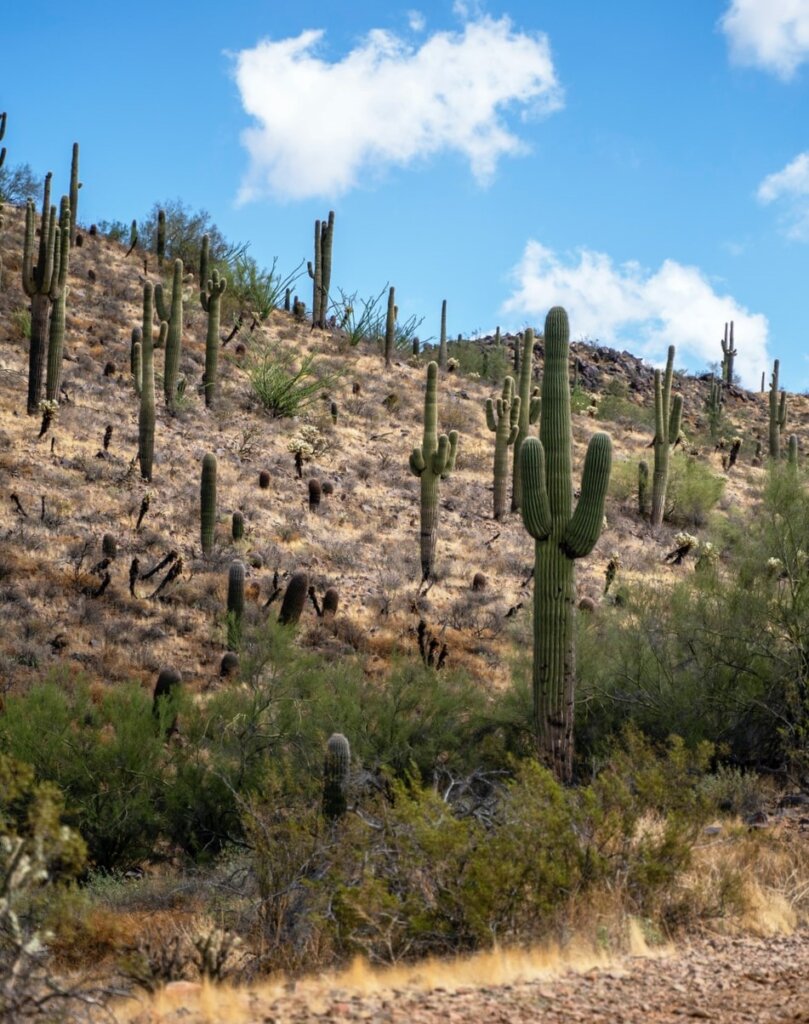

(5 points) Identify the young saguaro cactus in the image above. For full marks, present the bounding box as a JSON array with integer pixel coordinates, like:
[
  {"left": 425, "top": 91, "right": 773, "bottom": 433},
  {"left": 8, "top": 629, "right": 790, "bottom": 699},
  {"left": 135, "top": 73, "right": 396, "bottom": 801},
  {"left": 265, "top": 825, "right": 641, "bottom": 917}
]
[
  {"left": 706, "top": 377, "right": 722, "bottom": 439},
  {"left": 409, "top": 361, "right": 459, "bottom": 579},
  {"left": 769, "top": 360, "right": 787, "bottom": 459},
  {"left": 721, "top": 321, "right": 736, "bottom": 386},
  {"left": 155, "top": 258, "right": 184, "bottom": 409},
  {"left": 323, "top": 732, "right": 351, "bottom": 821},
  {"left": 138, "top": 284, "right": 163, "bottom": 481},
  {"left": 23, "top": 173, "right": 70, "bottom": 414},
  {"left": 156, "top": 208, "right": 166, "bottom": 268},
  {"left": 519, "top": 306, "right": 612, "bottom": 783},
  {"left": 511, "top": 329, "right": 541, "bottom": 512},
  {"left": 227, "top": 560, "right": 245, "bottom": 649},
  {"left": 202, "top": 269, "right": 227, "bottom": 408},
  {"left": 69, "top": 143, "right": 80, "bottom": 248},
  {"left": 200, "top": 453, "right": 217, "bottom": 555},
  {"left": 650, "top": 345, "right": 683, "bottom": 528},
  {"left": 384, "top": 286, "right": 396, "bottom": 368},
  {"left": 439, "top": 299, "right": 448, "bottom": 371},
  {"left": 486, "top": 376, "right": 521, "bottom": 520}
]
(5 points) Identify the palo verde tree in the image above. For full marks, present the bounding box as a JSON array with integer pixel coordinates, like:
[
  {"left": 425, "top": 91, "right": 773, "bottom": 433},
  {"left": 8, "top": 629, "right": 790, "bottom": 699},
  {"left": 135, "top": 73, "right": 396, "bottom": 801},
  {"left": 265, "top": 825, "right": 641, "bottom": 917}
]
[{"left": 519, "top": 306, "right": 611, "bottom": 781}]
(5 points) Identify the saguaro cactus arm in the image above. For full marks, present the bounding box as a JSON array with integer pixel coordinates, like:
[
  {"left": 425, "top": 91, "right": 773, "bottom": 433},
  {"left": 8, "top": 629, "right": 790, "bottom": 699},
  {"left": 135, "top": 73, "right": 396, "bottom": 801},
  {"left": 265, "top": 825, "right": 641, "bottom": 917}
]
[
  {"left": 520, "top": 438, "right": 551, "bottom": 540},
  {"left": 561, "top": 433, "right": 612, "bottom": 558}
]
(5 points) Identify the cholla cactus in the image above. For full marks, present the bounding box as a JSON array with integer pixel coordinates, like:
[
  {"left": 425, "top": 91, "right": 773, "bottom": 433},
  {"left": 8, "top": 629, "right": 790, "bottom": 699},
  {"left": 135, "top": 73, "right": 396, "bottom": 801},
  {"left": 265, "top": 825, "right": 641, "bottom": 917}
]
[
  {"left": 695, "top": 541, "right": 718, "bottom": 572},
  {"left": 604, "top": 552, "right": 621, "bottom": 595},
  {"left": 287, "top": 425, "right": 327, "bottom": 461}
]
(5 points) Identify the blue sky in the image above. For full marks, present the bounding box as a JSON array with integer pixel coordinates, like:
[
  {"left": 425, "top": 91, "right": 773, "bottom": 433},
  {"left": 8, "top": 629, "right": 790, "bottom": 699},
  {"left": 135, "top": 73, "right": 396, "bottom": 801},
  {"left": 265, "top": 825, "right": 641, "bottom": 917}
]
[{"left": 3, "top": 0, "right": 809, "bottom": 389}]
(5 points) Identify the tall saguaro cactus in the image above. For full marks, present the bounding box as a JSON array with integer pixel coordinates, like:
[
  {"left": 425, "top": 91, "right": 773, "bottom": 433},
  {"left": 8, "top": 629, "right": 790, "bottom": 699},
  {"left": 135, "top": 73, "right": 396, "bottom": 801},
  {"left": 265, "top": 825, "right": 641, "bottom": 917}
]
[
  {"left": 45, "top": 197, "right": 71, "bottom": 402},
  {"left": 23, "top": 173, "right": 70, "bottom": 414},
  {"left": 439, "top": 299, "right": 448, "bottom": 371},
  {"left": 650, "top": 345, "right": 683, "bottom": 528},
  {"left": 384, "top": 286, "right": 396, "bottom": 367},
  {"left": 511, "top": 329, "right": 541, "bottom": 512},
  {"left": 409, "top": 362, "right": 459, "bottom": 579},
  {"left": 69, "top": 143, "right": 80, "bottom": 248},
  {"left": 519, "top": 306, "right": 611, "bottom": 782},
  {"left": 155, "top": 258, "right": 184, "bottom": 408},
  {"left": 769, "top": 359, "right": 787, "bottom": 459},
  {"left": 307, "top": 211, "right": 335, "bottom": 328},
  {"left": 138, "top": 283, "right": 162, "bottom": 481},
  {"left": 486, "top": 376, "right": 520, "bottom": 520},
  {"left": 200, "top": 453, "right": 217, "bottom": 555},
  {"left": 202, "top": 269, "right": 226, "bottom": 407},
  {"left": 0, "top": 112, "right": 6, "bottom": 287},
  {"left": 721, "top": 321, "right": 736, "bottom": 386}
]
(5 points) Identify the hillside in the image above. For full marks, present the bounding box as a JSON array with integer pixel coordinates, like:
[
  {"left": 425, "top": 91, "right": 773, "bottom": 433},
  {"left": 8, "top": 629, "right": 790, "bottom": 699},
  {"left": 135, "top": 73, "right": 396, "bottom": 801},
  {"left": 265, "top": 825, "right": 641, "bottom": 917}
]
[{"left": 1, "top": 198, "right": 809, "bottom": 1018}]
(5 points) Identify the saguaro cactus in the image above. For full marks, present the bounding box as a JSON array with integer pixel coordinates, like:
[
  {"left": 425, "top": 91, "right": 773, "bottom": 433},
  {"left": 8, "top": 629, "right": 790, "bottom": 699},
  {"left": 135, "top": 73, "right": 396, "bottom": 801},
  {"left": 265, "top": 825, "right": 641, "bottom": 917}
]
[
  {"left": 155, "top": 258, "right": 184, "bottom": 409},
  {"left": 384, "top": 286, "right": 396, "bottom": 367},
  {"left": 138, "top": 284, "right": 162, "bottom": 481},
  {"left": 227, "top": 560, "right": 245, "bottom": 649},
  {"left": 408, "top": 361, "right": 459, "bottom": 579},
  {"left": 769, "top": 360, "right": 787, "bottom": 459},
  {"left": 519, "top": 306, "right": 612, "bottom": 782},
  {"left": 156, "top": 208, "right": 166, "bottom": 268},
  {"left": 486, "top": 376, "right": 521, "bottom": 520},
  {"left": 638, "top": 460, "right": 649, "bottom": 518},
  {"left": 439, "top": 299, "right": 448, "bottom": 371},
  {"left": 45, "top": 196, "right": 71, "bottom": 402},
  {"left": 721, "top": 321, "right": 736, "bottom": 385},
  {"left": 200, "top": 453, "right": 217, "bottom": 555},
  {"left": 69, "top": 143, "right": 80, "bottom": 247},
  {"left": 307, "top": 211, "right": 335, "bottom": 328},
  {"left": 23, "top": 173, "right": 69, "bottom": 414},
  {"left": 279, "top": 571, "right": 309, "bottom": 625},
  {"left": 706, "top": 377, "right": 722, "bottom": 439},
  {"left": 511, "top": 329, "right": 541, "bottom": 512},
  {"left": 650, "top": 345, "right": 683, "bottom": 528},
  {"left": 788, "top": 434, "right": 798, "bottom": 468},
  {"left": 323, "top": 732, "right": 351, "bottom": 820},
  {"left": 202, "top": 269, "right": 227, "bottom": 407}
]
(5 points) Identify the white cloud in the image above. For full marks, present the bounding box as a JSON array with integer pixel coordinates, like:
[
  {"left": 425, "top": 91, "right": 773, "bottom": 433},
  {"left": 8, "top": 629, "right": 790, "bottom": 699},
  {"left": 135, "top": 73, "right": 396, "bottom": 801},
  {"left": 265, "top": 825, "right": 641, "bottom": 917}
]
[
  {"left": 720, "top": 0, "right": 809, "bottom": 79},
  {"left": 757, "top": 151, "right": 809, "bottom": 238},
  {"left": 503, "top": 241, "right": 770, "bottom": 388},
  {"left": 407, "top": 10, "right": 426, "bottom": 32},
  {"left": 233, "top": 16, "right": 563, "bottom": 202}
]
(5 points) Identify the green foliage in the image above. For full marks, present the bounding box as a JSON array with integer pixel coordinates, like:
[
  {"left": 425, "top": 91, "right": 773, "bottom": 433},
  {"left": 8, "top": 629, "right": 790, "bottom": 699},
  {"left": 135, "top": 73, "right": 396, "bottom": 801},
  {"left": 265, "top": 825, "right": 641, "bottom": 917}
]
[
  {"left": 247, "top": 347, "right": 344, "bottom": 418},
  {"left": 336, "top": 285, "right": 388, "bottom": 346},
  {"left": 228, "top": 254, "right": 305, "bottom": 325},
  {"left": 140, "top": 199, "right": 247, "bottom": 273},
  {"left": 444, "top": 339, "right": 510, "bottom": 383},
  {"left": 665, "top": 452, "right": 725, "bottom": 526},
  {"left": 95, "top": 218, "right": 130, "bottom": 243},
  {"left": 0, "top": 162, "right": 43, "bottom": 205},
  {"left": 10, "top": 307, "right": 30, "bottom": 341}
]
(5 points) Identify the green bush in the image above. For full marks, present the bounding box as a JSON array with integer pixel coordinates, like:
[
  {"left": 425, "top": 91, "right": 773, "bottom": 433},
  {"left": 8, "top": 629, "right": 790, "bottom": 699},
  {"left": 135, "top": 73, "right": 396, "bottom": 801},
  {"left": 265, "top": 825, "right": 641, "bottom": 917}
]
[
  {"left": 246, "top": 348, "right": 344, "bottom": 417},
  {"left": 443, "top": 339, "right": 510, "bottom": 383},
  {"left": 665, "top": 452, "right": 725, "bottom": 526}
]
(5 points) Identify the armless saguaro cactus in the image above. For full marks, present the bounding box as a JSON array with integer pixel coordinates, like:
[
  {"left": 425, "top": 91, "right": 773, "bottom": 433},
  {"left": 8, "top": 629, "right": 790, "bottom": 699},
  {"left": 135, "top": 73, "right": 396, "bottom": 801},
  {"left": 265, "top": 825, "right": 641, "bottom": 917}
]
[
  {"left": 769, "top": 360, "right": 787, "bottom": 459},
  {"left": 519, "top": 306, "right": 611, "bottom": 782},
  {"left": 439, "top": 299, "right": 448, "bottom": 371},
  {"left": 511, "top": 329, "right": 541, "bottom": 512},
  {"left": 323, "top": 733, "right": 351, "bottom": 821},
  {"left": 69, "top": 143, "right": 80, "bottom": 248},
  {"left": 138, "top": 283, "right": 162, "bottom": 481},
  {"left": 384, "top": 286, "right": 396, "bottom": 367},
  {"left": 650, "top": 345, "right": 683, "bottom": 528},
  {"left": 23, "top": 173, "right": 69, "bottom": 414},
  {"left": 155, "top": 258, "right": 184, "bottom": 409},
  {"left": 721, "top": 321, "right": 736, "bottom": 386},
  {"left": 202, "top": 269, "right": 226, "bottom": 407},
  {"left": 409, "top": 361, "right": 459, "bottom": 579},
  {"left": 45, "top": 197, "right": 71, "bottom": 402},
  {"left": 227, "top": 560, "right": 245, "bottom": 649},
  {"left": 486, "top": 376, "right": 520, "bottom": 520},
  {"left": 200, "top": 453, "right": 217, "bottom": 555}
]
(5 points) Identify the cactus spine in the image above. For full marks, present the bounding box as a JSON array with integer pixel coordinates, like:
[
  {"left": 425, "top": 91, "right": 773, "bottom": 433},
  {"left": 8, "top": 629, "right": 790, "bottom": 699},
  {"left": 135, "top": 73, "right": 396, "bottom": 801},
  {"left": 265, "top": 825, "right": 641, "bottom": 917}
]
[
  {"left": 200, "top": 453, "right": 217, "bottom": 555},
  {"left": 439, "top": 299, "right": 447, "bottom": 371},
  {"left": 721, "top": 321, "right": 736, "bottom": 385},
  {"left": 769, "top": 360, "right": 787, "bottom": 459},
  {"left": 408, "top": 361, "right": 459, "bottom": 579},
  {"left": 519, "top": 307, "right": 612, "bottom": 782},
  {"left": 202, "top": 269, "right": 227, "bottom": 407},
  {"left": 45, "top": 196, "right": 71, "bottom": 402},
  {"left": 138, "top": 284, "right": 160, "bottom": 481},
  {"left": 69, "top": 143, "right": 80, "bottom": 248},
  {"left": 511, "top": 329, "right": 541, "bottom": 512},
  {"left": 486, "top": 376, "right": 520, "bottom": 520},
  {"left": 323, "top": 733, "right": 351, "bottom": 820},
  {"left": 384, "top": 286, "right": 395, "bottom": 367},
  {"left": 155, "top": 258, "right": 184, "bottom": 409},
  {"left": 227, "top": 560, "right": 245, "bottom": 649},
  {"left": 23, "top": 173, "right": 69, "bottom": 414},
  {"left": 650, "top": 345, "right": 683, "bottom": 528}
]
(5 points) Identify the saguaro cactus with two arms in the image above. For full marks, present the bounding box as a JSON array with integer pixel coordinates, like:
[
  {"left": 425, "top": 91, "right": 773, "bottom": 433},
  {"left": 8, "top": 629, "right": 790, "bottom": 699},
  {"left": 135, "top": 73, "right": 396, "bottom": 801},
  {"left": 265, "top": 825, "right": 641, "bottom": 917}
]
[
  {"left": 519, "top": 306, "right": 612, "bottom": 782},
  {"left": 202, "top": 269, "right": 226, "bottom": 407},
  {"left": 155, "top": 258, "right": 184, "bottom": 409},
  {"left": 721, "top": 321, "right": 736, "bottom": 385},
  {"left": 650, "top": 345, "right": 683, "bottom": 528},
  {"left": 769, "top": 359, "right": 787, "bottom": 459},
  {"left": 486, "top": 376, "right": 520, "bottom": 520},
  {"left": 409, "top": 362, "right": 459, "bottom": 579}
]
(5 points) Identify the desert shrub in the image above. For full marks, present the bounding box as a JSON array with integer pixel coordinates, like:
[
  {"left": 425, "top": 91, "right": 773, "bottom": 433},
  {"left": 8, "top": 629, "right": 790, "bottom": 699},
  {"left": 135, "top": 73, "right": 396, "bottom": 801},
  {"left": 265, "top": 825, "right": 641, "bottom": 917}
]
[
  {"left": 139, "top": 199, "right": 247, "bottom": 272},
  {"left": 442, "top": 339, "right": 510, "bottom": 383},
  {"left": 247, "top": 348, "right": 344, "bottom": 417},
  {"left": 0, "top": 162, "right": 43, "bottom": 205},
  {"left": 665, "top": 452, "right": 725, "bottom": 526},
  {"left": 595, "top": 392, "right": 654, "bottom": 428},
  {"left": 227, "top": 254, "right": 305, "bottom": 325},
  {"left": 10, "top": 308, "right": 30, "bottom": 342},
  {"left": 608, "top": 458, "right": 641, "bottom": 503}
]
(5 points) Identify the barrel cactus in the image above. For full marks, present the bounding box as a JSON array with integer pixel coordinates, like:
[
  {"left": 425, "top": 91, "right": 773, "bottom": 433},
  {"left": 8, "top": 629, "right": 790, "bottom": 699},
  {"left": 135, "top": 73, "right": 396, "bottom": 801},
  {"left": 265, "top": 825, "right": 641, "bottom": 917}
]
[
  {"left": 278, "top": 571, "right": 309, "bottom": 625},
  {"left": 519, "top": 307, "right": 611, "bottom": 781},
  {"left": 408, "top": 362, "right": 459, "bottom": 579}
]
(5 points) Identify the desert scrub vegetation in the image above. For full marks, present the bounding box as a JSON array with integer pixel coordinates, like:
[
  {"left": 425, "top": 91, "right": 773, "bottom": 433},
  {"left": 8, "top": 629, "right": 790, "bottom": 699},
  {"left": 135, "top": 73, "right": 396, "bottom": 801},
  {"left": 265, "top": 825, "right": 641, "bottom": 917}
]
[{"left": 246, "top": 347, "right": 343, "bottom": 417}]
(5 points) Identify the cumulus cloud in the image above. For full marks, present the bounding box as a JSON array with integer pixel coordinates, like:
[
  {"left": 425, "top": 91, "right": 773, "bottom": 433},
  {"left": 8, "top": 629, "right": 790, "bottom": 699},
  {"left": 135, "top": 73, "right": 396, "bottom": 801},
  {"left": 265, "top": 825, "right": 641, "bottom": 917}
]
[
  {"left": 233, "top": 16, "right": 562, "bottom": 202},
  {"left": 503, "top": 241, "right": 770, "bottom": 388},
  {"left": 757, "top": 151, "right": 809, "bottom": 238},
  {"left": 720, "top": 0, "right": 809, "bottom": 78}
]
